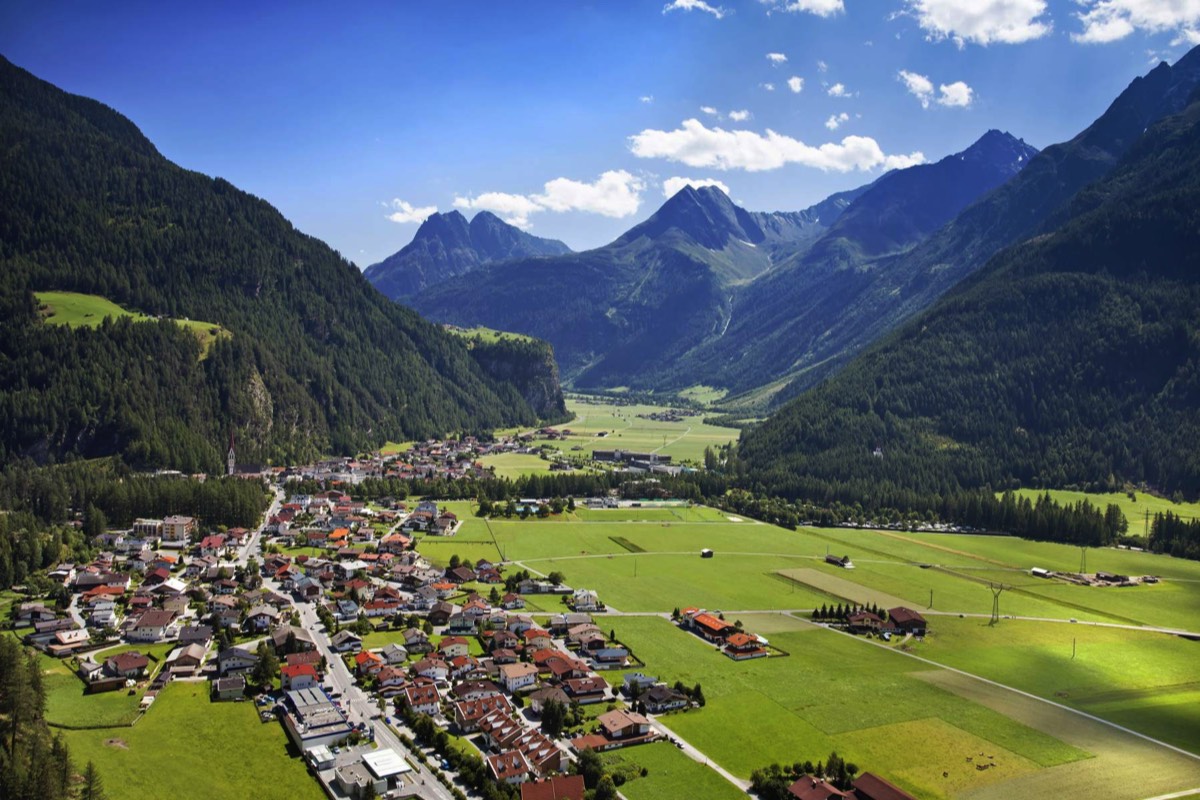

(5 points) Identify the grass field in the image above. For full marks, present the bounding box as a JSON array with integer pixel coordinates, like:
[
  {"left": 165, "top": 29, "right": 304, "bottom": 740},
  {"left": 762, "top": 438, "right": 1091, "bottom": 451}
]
[
  {"left": 1007, "top": 488, "right": 1200, "bottom": 529},
  {"left": 537, "top": 396, "right": 739, "bottom": 464},
  {"left": 608, "top": 742, "right": 746, "bottom": 800},
  {"left": 908, "top": 616, "right": 1200, "bottom": 754},
  {"left": 63, "top": 682, "right": 322, "bottom": 800},
  {"left": 604, "top": 617, "right": 1087, "bottom": 799},
  {"left": 444, "top": 325, "right": 535, "bottom": 344},
  {"left": 477, "top": 452, "right": 564, "bottom": 479},
  {"left": 40, "top": 641, "right": 176, "bottom": 728},
  {"left": 36, "top": 291, "right": 230, "bottom": 358}
]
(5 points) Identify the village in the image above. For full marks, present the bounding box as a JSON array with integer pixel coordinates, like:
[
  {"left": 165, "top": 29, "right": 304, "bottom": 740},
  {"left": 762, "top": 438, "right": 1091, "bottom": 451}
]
[{"left": 11, "top": 470, "right": 931, "bottom": 800}]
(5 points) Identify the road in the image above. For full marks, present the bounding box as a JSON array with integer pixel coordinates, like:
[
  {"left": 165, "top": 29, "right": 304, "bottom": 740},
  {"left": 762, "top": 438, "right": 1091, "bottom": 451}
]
[
  {"left": 236, "top": 486, "right": 283, "bottom": 568},
  {"left": 285, "top": 578, "right": 459, "bottom": 800}
]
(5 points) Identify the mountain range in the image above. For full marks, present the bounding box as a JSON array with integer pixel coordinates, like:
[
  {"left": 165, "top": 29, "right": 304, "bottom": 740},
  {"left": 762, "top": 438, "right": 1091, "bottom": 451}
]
[
  {"left": 376, "top": 50, "right": 1200, "bottom": 418},
  {"left": 0, "top": 56, "right": 565, "bottom": 473},
  {"left": 364, "top": 210, "right": 572, "bottom": 301},
  {"left": 740, "top": 77, "right": 1200, "bottom": 499},
  {"left": 386, "top": 129, "right": 1036, "bottom": 395}
]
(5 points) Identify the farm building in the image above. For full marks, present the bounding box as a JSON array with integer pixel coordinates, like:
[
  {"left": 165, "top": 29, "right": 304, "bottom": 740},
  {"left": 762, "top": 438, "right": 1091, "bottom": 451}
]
[{"left": 885, "top": 607, "right": 927, "bottom": 636}]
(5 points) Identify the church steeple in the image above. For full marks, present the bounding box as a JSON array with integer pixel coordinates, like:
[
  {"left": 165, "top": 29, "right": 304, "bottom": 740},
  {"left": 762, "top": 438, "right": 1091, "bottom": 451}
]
[{"left": 227, "top": 431, "right": 236, "bottom": 476}]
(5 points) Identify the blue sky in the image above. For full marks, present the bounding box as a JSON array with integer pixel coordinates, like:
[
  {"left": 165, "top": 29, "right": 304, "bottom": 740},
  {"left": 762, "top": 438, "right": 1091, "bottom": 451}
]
[{"left": 2, "top": 1, "right": 1198, "bottom": 266}]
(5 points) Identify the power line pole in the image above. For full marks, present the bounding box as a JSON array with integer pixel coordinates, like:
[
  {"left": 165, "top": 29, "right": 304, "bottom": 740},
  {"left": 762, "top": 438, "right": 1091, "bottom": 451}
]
[
  {"left": 988, "top": 583, "right": 1006, "bottom": 626},
  {"left": 1079, "top": 546, "right": 1087, "bottom": 575}
]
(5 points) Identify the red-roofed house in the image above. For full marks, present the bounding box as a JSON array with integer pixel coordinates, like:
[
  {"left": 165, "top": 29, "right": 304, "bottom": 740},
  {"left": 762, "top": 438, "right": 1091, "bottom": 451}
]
[{"left": 281, "top": 663, "right": 319, "bottom": 691}]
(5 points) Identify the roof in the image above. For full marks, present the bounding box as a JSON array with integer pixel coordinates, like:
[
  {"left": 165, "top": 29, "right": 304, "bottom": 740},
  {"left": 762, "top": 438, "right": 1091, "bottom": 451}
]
[
  {"left": 887, "top": 607, "right": 927, "bottom": 625},
  {"left": 499, "top": 662, "right": 539, "bottom": 680},
  {"left": 107, "top": 651, "right": 149, "bottom": 671},
  {"left": 691, "top": 613, "right": 732, "bottom": 633},
  {"left": 362, "top": 748, "right": 412, "bottom": 779},
  {"left": 852, "top": 772, "right": 918, "bottom": 800},
  {"left": 281, "top": 663, "right": 318, "bottom": 679},
  {"left": 598, "top": 708, "right": 650, "bottom": 734},
  {"left": 487, "top": 750, "right": 532, "bottom": 782},
  {"left": 135, "top": 610, "right": 175, "bottom": 628},
  {"left": 787, "top": 776, "right": 851, "bottom": 800},
  {"left": 520, "top": 774, "right": 585, "bottom": 800}
]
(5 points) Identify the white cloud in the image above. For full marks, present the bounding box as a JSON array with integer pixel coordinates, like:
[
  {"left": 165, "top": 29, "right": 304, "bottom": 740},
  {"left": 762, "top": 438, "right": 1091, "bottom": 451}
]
[
  {"left": 898, "top": 69, "right": 935, "bottom": 108},
  {"left": 817, "top": 59, "right": 829, "bottom": 72},
  {"left": 385, "top": 198, "right": 437, "bottom": 224},
  {"left": 662, "top": 176, "right": 732, "bottom": 197},
  {"left": 761, "top": 82, "right": 777, "bottom": 91},
  {"left": 628, "top": 117, "right": 926, "bottom": 173},
  {"left": 767, "top": 52, "right": 789, "bottom": 64},
  {"left": 771, "top": 0, "right": 845, "bottom": 16},
  {"left": 641, "top": 95, "right": 655, "bottom": 104},
  {"left": 453, "top": 171, "right": 645, "bottom": 229},
  {"left": 904, "top": 0, "right": 1052, "bottom": 47},
  {"left": 1072, "top": 1, "right": 1200, "bottom": 44},
  {"left": 825, "top": 112, "right": 850, "bottom": 130},
  {"left": 663, "top": 0, "right": 728, "bottom": 19},
  {"left": 453, "top": 192, "right": 542, "bottom": 229},
  {"left": 899, "top": 70, "right": 973, "bottom": 108},
  {"left": 729, "top": 109, "right": 752, "bottom": 121},
  {"left": 787, "top": 76, "right": 805, "bottom": 93},
  {"left": 937, "top": 80, "right": 974, "bottom": 107},
  {"left": 700, "top": 105, "right": 720, "bottom": 116},
  {"left": 533, "top": 171, "right": 645, "bottom": 218},
  {"left": 827, "top": 82, "right": 849, "bottom": 96}
]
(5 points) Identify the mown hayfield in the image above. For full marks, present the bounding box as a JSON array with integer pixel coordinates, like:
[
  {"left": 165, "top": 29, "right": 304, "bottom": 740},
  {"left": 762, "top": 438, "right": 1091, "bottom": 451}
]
[
  {"left": 63, "top": 682, "right": 322, "bottom": 800},
  {"left": 40, "top": 641, "right": 174, "bottom": 728},
  {"left": 917, "top": 670, "right": 1200, "bottom": 800},
  {"left": 608, "top": 741, "right": 745, "bottom": 800},
  {"left": 908, "top": 616, "right": 1200, "bottom": 754},
  {"left": 520, "top": 552, "right": 830, "bottom": 612},
  {"left": 605, "top": 617, "right": 1086, "bottom": 799},
  {"left": 536, "top": 397, "right": 739, "bottom": 464},
  {"left": 478, "top": 452, "right": 562, "bottom": 479}
]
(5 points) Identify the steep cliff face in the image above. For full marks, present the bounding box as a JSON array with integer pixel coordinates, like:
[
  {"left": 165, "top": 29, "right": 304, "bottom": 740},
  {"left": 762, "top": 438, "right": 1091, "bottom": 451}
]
[{"left": 465, "top": 336, "right": 569, "bottom": 423}]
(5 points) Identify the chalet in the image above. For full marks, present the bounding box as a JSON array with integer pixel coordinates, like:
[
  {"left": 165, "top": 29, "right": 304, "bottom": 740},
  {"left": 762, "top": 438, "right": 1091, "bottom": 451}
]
[
  {"left": 687, "top": 612, "right": 735, "bottom": 642},
  {"left": 218, "top": 652, "right": 260, "bottom": 676},
  {"left": 402, "top": 628, "right": 432, "bottom": 653},
  {"left": 428, "top": 601, "right": 456, "bottom": 626},
  {"left": 787, "top": 776, "right": 851, "bottom": 800},
  {"left": 453, "top": 695, "right": 512, "bottom": 733},
  {"left": 491, "top": 648, "right": 519, "bottom": 665},
  {"left": 499, "top": 662, "right": 539, "bottom": 693},
  {"left": 13, "top": 603, "right": 56, "bottom": 628},
  {"left": 244, "top": 605, "right": 280, "bottom": 632},
  {"left": 212, "top": 674, "right": 246, "bottom": 701},
  {"left": 487, "top": 751, "right": 534, "bottom": 785},
  {"left": 509, "top": 727, "right": 567, "bottom": 774},
  {"left": 447, "top": 613, "right": 478, "bottom": 636},
  {"left": 562, "top": 677, "right": 608, "bottom": 705},
  {"left": 356, "top": 650, "right": 385, "bottom": 676},
  {"left": 476, "top": 567, "right": 503, "bottom": 584},
  {"left": 847, "top": 610, "right": 883, "bottom": 634},
  {"left": 636, "top": 684, "right": 689, "bottom": 713},
  {"left": 128, "top": 609, "right": 175, "bottom": 642},
  {"left": 724, "top": 632, "right": 768, "bottom": 661},
  {"left": 438, "top": 636, "right": 470, "bottom": 659},
  {"left": 523, "top": 628, "right": 553, "bottom": 651},
  {"left": 178, "top": 624, "right": 214, "bottom": 648},
  {"left": 164, "top": 643, "right": 207, "bottom": 674},
  {"left": 281, "top": 663, "right": 320, "bottom": 691},
  {"left": 570, "top": 589, "right": 601, "bottom": 612},
  {"left": 401, "top": 682, "right": 441, "bottom": 716},
  {"left": 521, "top": 775, "right": 585, "bottom": 800},
  {"left": 272, "top": 625, "right": 317, "bottom": 653},
  {"left": 851, "top": 772, "right": 919, "bottom": 800},
  {"left": 589, "top": 648, "right": 629, "bottom": 669},
  {"left": 885, "top": 607, "right": 927, "bottom": 636},
  {"left": 451, "top": 679, "right": 504, "bottom": 702},
  {"left": 379, "top": 643, "right": 409, "bottom": 664},
  {"left": 502, "top": 593, "right": 526, "bottom": 610},
  {"left": 526, "top": 686, "right": 570, "bottom": 719},
  {"left": 506, "top": 615, "right": 536, "bottom": 635},
  {"left": 377, "top": 666, "right": 408, "bottom": 694},
  {"left": 105, "top": 651, "right": 149, "bottom": 680},
  {"left": 412, "top": 657, "right": 449, "bottom": 682},
  {"left": 329, "top": 630, "right": 363, "bottom": 653},
  {"left": 362, "top": 598, "right": 400, "bottom": 618}
]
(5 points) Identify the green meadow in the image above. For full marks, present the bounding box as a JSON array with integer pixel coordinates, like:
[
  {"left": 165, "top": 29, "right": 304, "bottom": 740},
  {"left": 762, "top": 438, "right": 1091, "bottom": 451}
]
[
  {"left": 36, "top": 290, "right": 230, "bottom": 359},
  {"left": 608, "top": 742, "right": 746, "bottom": 800},
  {"left": 63, "top": 682, "right": 322, "bottom": 800},
  {"left": 1007, "top": 488, "right": 1200, "bottom": 528}
]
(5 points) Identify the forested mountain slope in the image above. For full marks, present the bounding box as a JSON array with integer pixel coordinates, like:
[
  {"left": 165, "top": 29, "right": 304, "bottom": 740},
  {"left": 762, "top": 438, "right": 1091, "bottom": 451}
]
[
  {"left": 740, "top": 94, "right": 1200, "bottom": 502},
  {"left": 0, "top": 56, "right": 562, "bottom": 472}
]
